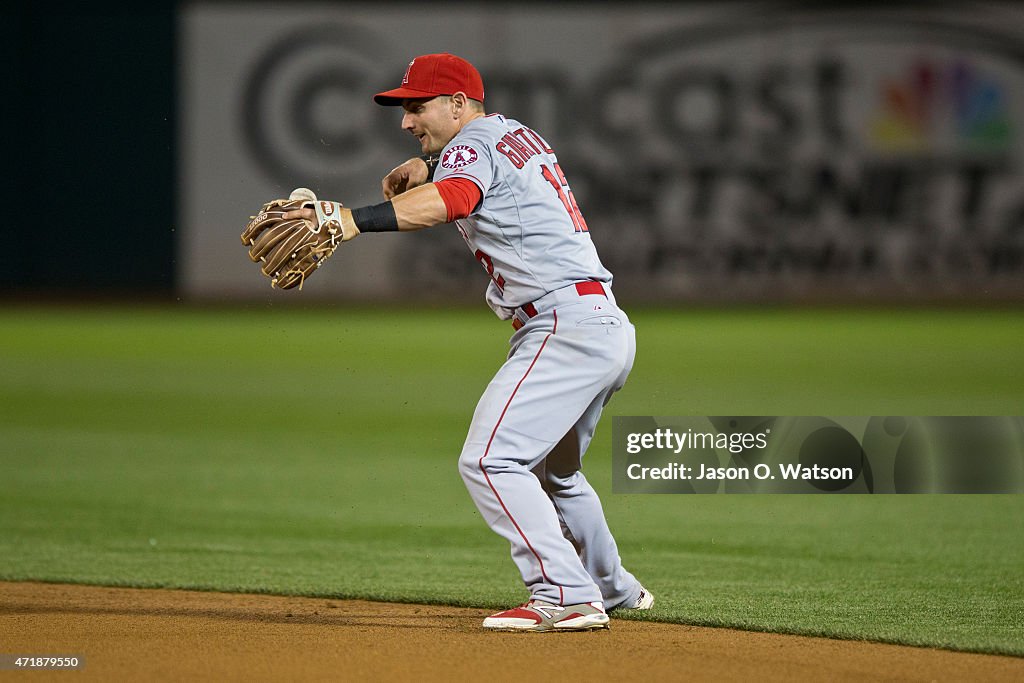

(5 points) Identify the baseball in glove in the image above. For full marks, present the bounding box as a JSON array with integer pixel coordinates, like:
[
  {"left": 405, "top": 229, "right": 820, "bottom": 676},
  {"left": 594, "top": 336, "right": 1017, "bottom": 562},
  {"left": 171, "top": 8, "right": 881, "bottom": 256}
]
[{"left": 240, "top": 188, "right": 353, "bottom": 290}]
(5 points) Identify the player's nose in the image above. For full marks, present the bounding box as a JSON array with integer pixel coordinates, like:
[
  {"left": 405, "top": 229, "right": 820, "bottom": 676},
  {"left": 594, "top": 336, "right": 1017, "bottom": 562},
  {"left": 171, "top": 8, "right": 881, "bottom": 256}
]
[{"left": 401, "top": 111, "right": 415, "bottom": 131}]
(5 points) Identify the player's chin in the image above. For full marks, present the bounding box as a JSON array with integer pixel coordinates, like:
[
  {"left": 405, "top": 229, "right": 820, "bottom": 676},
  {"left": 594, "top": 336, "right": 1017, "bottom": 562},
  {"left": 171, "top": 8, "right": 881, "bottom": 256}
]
[{"left": 419, "top": 137, "right": 442, "bottom": 155}]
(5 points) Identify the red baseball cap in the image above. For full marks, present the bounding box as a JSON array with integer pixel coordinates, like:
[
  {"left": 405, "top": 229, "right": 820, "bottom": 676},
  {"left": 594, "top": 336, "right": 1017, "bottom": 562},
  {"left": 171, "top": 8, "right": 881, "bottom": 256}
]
[{"left": 373, "top": 53, "right": 484, "bottom": 106}]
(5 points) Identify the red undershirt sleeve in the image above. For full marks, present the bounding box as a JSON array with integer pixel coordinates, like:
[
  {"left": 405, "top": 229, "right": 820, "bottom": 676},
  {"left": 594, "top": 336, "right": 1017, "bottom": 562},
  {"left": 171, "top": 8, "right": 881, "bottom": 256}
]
[{"left": 433, "top": 177, "right": 483, "bottom": 222}]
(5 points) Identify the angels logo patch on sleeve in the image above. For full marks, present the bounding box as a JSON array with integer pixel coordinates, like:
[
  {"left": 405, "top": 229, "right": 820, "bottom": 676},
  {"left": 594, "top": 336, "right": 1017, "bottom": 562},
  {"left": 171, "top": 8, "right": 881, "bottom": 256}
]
[{"left": 442, "top": 145, "right": 479, "bottom": 169}]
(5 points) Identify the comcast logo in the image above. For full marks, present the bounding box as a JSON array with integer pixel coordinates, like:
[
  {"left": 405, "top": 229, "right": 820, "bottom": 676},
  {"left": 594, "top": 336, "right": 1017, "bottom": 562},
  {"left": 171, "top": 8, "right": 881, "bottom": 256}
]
[{"left": 870, "top": 59, "right": 1011, "bottom": 151}]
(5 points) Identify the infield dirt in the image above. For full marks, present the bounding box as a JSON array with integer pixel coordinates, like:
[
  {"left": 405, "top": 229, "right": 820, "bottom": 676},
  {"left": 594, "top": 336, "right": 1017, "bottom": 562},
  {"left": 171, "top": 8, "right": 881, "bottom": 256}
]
[{"left": 1, "top": 582, "right": 1021, "bottom": 682}]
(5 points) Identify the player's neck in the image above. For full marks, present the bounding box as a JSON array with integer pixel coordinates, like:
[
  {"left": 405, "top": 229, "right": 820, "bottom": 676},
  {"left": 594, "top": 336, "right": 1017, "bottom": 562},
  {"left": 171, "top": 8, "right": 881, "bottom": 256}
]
[{"left": 456, "top": 111, "right": 486, "bottom": 134}]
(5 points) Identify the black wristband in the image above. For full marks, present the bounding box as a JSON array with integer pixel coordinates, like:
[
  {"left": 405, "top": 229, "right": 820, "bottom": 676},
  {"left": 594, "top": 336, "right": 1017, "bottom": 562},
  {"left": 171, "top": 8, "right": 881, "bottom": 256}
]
[
  {"left": 420, "top": 153, "right": 440, "bottom": 182},
  {"left": 351, "top": 201, "right": 399, "bottom": 232}
]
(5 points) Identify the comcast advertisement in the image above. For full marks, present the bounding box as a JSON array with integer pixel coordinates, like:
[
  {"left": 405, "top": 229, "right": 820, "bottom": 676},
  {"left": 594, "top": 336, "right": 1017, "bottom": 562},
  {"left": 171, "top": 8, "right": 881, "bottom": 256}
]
[{"left": 181, "top": 3, "right": 1024, "bottom": 302}]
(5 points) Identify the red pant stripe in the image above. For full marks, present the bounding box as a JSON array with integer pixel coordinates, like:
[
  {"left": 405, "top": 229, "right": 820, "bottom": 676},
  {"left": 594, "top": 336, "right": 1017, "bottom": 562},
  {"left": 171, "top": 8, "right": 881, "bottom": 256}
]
[{"left": 478, "top": 310, "right": 560, "bottom": 602}]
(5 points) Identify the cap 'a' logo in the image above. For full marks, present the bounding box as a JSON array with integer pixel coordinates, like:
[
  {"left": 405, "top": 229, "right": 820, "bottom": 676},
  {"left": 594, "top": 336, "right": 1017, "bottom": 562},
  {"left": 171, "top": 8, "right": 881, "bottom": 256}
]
[
  {"left": 402, "top": 59, "right": 415, "bottom": 85},
  {"left": 441, "top": 145, "right": 479, "bottom": 169}
]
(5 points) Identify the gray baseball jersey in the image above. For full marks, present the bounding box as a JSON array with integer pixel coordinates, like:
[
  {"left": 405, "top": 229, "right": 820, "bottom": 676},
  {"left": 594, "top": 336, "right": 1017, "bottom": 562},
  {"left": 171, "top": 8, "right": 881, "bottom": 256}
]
[
  {"left": 433, "top": 114, "right": 612, "bottom": 316},
  {"left": 435, "top": 113, "right": 644, "bottom": 609}
]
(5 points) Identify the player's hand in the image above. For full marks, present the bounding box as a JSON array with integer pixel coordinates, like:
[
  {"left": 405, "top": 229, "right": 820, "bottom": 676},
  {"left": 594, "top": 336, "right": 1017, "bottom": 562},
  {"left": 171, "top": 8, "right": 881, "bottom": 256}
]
[
  {"left": 382, "top": 157, "right": 430, "bottom": 199},
  {"left": 283, "top": 203, "right": 359, "bottom": 242},
  {"left": 282, "top": 207, "right": 316, "bottom": 222},
  {"left": 241, "top": 193, "right": 350, "bottom": 290}
]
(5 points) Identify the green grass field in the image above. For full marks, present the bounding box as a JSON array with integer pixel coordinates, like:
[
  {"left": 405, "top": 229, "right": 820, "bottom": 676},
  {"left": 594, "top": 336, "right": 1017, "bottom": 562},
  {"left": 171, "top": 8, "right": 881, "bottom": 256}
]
[{"left": 1, "top": 306, "right": 1022, "bottom": 655}]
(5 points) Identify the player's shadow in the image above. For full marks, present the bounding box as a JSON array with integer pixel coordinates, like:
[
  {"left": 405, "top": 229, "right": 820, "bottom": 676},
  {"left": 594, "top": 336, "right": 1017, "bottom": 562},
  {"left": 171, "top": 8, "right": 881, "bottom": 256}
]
[{"left": 0, "top": 602, "right": 482, "bottom": 631}]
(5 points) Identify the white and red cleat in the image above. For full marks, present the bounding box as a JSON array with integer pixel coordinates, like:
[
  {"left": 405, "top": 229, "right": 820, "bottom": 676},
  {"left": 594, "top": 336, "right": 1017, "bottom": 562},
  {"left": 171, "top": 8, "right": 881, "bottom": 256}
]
[{"left": 482, "top": 600, "right": 610, "bottom": 632}]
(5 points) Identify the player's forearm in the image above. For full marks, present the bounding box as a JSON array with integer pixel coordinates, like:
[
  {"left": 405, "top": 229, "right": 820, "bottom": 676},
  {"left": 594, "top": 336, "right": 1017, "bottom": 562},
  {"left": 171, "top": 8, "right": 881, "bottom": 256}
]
[
  {"left": 389, "top": 183, "right": 448, "bottom": 231},
  {"left": 281, "top": 183, "right": 448, "bottom": 240}
]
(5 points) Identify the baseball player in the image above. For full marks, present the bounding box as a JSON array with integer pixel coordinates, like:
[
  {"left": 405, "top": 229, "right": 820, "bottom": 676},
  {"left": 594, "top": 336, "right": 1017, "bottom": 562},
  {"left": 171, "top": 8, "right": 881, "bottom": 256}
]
[{"left": 278, "top": 53, "right": 652, "bottom": 631}]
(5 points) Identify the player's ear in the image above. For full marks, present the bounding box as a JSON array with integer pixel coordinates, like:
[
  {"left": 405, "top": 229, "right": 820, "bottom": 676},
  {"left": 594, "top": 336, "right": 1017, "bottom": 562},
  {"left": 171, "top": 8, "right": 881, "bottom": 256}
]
[{"left": 451, "top": 92, "right": 467, "bottom": 117}]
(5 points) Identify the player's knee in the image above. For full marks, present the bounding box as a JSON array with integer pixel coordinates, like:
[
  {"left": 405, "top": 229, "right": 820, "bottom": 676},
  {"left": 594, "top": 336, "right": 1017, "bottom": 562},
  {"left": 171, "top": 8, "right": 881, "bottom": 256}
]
[
  {"left": 457, "top": 448, "right": 483, "bottom": 484},
  {"left": 461, "top": 449, "right": 528, "bottom": 484},
  {"left": 543, "top": 469, "right": 579, "bottom": 493}
]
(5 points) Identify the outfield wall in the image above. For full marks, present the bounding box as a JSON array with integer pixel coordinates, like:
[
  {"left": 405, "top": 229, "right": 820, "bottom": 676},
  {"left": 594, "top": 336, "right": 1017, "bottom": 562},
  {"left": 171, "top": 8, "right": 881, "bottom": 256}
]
[
  {"left": 6, "top": 4, "right": 1024, "bottom": 301},
  {"left": 3, "top": 5, "right": 176, "bottom": 293},
  {"left": 180, "top": 2, "right": 1024, "bottom": 304}
]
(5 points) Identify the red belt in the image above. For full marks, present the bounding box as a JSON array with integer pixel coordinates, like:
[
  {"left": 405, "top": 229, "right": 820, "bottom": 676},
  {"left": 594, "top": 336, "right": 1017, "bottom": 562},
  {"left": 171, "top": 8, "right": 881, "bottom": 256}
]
[{"left": 512, "top": 281, "right": 607, "bottom": 330}]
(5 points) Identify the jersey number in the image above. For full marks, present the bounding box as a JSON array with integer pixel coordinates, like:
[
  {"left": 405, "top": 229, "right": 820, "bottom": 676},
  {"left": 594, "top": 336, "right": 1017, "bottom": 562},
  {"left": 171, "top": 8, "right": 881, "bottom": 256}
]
[
  {"left": 540, "top": 163, "right": 589, "bottom": 233},
  {"left": 475, "top": 249, "right": 505, "bottom": 292}
]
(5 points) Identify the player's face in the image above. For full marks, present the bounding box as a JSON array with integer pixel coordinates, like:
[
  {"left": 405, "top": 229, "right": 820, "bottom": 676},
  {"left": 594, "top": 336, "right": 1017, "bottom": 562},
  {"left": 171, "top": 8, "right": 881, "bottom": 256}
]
[{"left": 401, "top": 97, "right": 458, "bottom": 154}]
